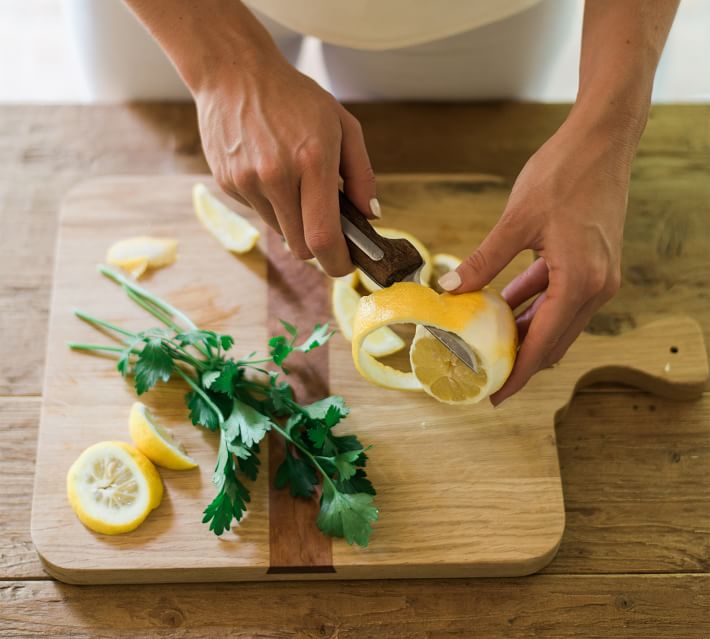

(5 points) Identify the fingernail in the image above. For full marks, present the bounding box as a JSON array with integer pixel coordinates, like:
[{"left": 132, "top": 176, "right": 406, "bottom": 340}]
[
  {"left": 369, "top": 197, "right": 382, "bottom": 219},
  {"left": 438, "top": 270, "right": 461, "bottom": 291}
]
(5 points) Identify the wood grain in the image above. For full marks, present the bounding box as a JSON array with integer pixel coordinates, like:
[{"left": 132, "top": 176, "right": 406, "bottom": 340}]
[
  {"left": 3, "top": 104, "right": 709, "bottom": 395},
  {"left": 30, "top": 175, "right": 707, "bottom": 584},
  {"left": 266, "top": 230, "right": 334, "bottom": 573},
  {"left": 2, "top": 575, "right": 710, "bottom": 638},
  {"left": 1, "top": 103, "right": 710, "bottom": 634}
]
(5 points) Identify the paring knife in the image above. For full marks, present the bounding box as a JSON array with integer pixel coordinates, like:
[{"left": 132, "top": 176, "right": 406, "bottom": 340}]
[{"left": 338, "top": 192, "right": 479, "bottom": 373}]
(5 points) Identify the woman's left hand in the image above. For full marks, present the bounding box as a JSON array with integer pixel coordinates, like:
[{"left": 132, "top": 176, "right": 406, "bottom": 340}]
[{"left": 438, "top": 116, "right": 635, "bottom": 405}]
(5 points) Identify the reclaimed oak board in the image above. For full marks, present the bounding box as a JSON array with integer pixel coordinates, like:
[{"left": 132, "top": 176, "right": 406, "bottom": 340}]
[{"left": 30, "top": 175, "right": 709, "bottom": 584}]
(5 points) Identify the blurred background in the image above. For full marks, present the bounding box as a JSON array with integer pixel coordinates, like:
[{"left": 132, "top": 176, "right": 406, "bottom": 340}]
[{"left": 3, "top": 0, "right": 709, "bottom": 103}]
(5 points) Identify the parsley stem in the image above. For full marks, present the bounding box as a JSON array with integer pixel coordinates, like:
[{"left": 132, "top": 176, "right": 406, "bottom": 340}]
[
  {"left": 73, "top": 309, "right": 137, "bottom": 339},
  {"left": 269, "top": 421, "right": 337, "bottom": 492},
  {"left": 99, "top": 264, "right": 199, "bottom": 331},
  {"left": 125, "top": 288, "right": 180, "bottom": 332},
  {"left": 67, "top": 342, "right": 130, "bottom": 353},
  {"left": 174, "top": 367, "right": 224, "bottom": 426}
]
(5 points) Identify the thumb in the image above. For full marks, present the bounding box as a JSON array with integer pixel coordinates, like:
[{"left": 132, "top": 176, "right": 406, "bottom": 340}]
[
  {"left": 439, "top": 214, "right": 529, "bottom": 293},
  {"left": 339, "top": 108, "right": 380, "bottom": 219}
]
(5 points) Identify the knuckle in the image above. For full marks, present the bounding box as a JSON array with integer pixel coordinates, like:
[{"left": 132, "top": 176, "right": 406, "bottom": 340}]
[
  {"left": 255, "top": 159, "right": 287, "bottom": 189},
  {"left": 288, "top": 242, "right": 313, "bottom": 261},
  {"left": 463, "top": 249, "right": 489, "bottom": 276},
  {"left": 305, "top": 227, "right": 336, "bottom": 255},
  {"left": 602, "top": 268, "right": 621, "bottom": 300},
  {"left": 295, "top": 139, "right": 327, "bottom": 169},
  {"left": 585, "top": 267, "right": 610, "bottom": 297},
  {"left": 231, "top": 166, "right": 258, "bottom": 192}
]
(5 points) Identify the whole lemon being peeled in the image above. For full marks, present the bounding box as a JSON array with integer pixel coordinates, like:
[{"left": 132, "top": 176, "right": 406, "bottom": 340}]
[{"left": 351, "top": 282, "right": 517, "bottom": 404}]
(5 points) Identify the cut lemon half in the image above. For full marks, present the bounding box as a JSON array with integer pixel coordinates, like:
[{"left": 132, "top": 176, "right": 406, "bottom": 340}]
[
  {"left": 192, "top": 183, "right": 260, "bottom": 253},
  {"left": 352, "top": 282, "right": 517, "bottom": 403},
  {"left": 359, "top": 228, "right": 432, "bottom": 293},
  {"left": 66, "top": 441, "right": 163, "bottom": 535},
  {"left": 333, "top": 276, "right": 405, "bottom": 358},
  {"left": 106, "top": 236, "right": 178, "bottom": 279},
  {"left": 129, "top": 402, "right": 198, "bottom": 470}
]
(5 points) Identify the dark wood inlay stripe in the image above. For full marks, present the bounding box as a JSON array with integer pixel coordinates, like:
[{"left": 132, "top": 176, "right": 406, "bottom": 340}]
[{"left": 266, "top": 231, "right": 334, "bottom": 573}]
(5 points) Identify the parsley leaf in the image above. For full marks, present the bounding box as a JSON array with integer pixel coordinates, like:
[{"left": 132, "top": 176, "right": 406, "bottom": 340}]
[
  {"left": 223, "top": 398, "right": 273, "bottom": 448},
  {"left": 134, "top": 337, "right": 173, "bottom": 394},
  {"left": 202, "top": 471, "right": 250, "bottom": 535},
  {"left": 275, "top": 447, "right": 318, "bottom": 498},
  {"left": 337, "top": 468, "right": 376, "bottom": 496},
  {"left": 208, "top": 360, "right": 241, "bottom": 396},
  {"left": 268, "top": 322, "right": 334, "bottom": 370},
  {"left": 316, "top": 481, "right": 379, "bottom": 547},
  {"left": 186, "top": 390, "right": 221, "bottom": 431}
]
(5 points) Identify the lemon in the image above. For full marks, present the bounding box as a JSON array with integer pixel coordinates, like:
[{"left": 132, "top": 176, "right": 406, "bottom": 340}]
[
  {"left": 193, "top": 183, "right": 260, "bottom": 253},
  {"left": 66, "top": 441, "right": 163, "bottom": 535},
  {"left": 332, "top": 276, "right": 405, "bottom": 358},
  {"left": 106, "top": 236, "right": 178, "bottom": 279},
  {"left": 431, "top": 253, "right": 462, "bottom": 292},
  {"left": 129, "top": 402, "right": 198, "bottom": 470},
  {"left": 359, "top": 228, "right": 432, "bottom": 292},
  {"left": 352, "top": 282, "right": 517, "bottom": 403}
]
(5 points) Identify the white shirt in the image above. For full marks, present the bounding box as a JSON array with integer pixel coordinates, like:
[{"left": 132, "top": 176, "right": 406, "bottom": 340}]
[{"left": 244, "top": 0, "right": 544, "bottom": 50}]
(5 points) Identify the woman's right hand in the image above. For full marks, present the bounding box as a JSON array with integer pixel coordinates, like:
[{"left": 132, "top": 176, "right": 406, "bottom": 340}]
[{"left": 193, "top": 44, "right": 379, "bottom": 276}]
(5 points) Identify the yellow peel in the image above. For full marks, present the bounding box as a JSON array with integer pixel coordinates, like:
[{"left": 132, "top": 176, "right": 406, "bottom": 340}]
[{"left": 352, "top": 282, "right": 517, "bottom": 403}]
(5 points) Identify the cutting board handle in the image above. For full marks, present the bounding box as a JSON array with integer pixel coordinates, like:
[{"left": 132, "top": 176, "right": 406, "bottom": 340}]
[{"left": 537, "top": 316, "right": 709, "bottom": 418}]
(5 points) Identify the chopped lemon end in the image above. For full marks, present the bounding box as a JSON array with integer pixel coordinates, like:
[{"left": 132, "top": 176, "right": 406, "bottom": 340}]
[
  {"left": 192, "top": 183, "right": 260, "bottom": 253},
  {"left": 106, "top": 236, "right": 178, "bottom": 279},
  {"left": 129, "top": 402, "right": 198, "bottom": 471}
]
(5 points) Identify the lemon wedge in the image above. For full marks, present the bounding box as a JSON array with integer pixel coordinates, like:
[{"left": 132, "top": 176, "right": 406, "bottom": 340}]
[
  {"left": 106, "top": 236, "right": 178, "bottom": 279},
  {"left": 66, "top": 441, "right": 163, "bottom": 535},
  {"left": 192, "top": 183, "right": 260, "bottom": 253},
  {"left": 332, "top": 275, "right": 405, "bottom": 358},
  {"left": 359, "top": 228, "right": 432, "bottom": 292},
  {"left": 352, "top": 282, "right": 517, "bottom": 403},
  {"left": 129, "top": 402, "right": 198, "bottom": 470}
]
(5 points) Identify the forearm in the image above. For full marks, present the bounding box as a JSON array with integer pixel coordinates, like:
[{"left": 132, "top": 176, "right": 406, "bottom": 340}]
[
  {"left": 122, "top": 0, "right": 282, "bottom": 94},
  {"left": 569, "top": 0, "right": 679, "bottom": 153}
]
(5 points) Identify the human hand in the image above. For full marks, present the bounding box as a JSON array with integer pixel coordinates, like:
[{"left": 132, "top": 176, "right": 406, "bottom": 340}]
[
  {"left": 194, "top": 48, "right": 379, "bottom": 276},
  {"left": 438, "top": 117, "right": 634, "bottom": 404}
]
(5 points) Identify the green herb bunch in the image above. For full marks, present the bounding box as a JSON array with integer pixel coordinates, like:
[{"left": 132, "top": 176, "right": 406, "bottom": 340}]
[{"left": 69, "top": 265, "right": 378, "bottom": 547}]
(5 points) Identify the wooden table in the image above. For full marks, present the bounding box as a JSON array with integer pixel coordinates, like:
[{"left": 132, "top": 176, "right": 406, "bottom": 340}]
[{"left": 1, "top": 103, "right": 709, "bottom": 637}]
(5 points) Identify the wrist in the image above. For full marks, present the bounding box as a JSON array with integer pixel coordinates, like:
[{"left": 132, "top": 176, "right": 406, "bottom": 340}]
[
  {"left": 132, "top": 0, "right": 284, "bottom": 97},
  {"left": 567, "top": 76, "right": 651, "bottom": 166}
]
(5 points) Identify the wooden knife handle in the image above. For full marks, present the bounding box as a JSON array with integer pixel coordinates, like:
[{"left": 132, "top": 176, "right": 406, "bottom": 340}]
[{"left": 339, "top": 192, "right": 423, "bottom": 287}]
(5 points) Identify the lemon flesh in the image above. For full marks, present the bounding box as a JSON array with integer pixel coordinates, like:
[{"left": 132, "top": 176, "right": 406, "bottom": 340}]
[
  {"left": 66, "top": 441, "right": 163, "bottom": 535},
  {"left": 332, "top": 276, "right": 405, "bottom": 358},
  {"left": 106, "top": 236, "right": 178, "bottom": 279},
  {"left": 129, "top": 402, "right": 198, "bottom": 470},
  {"left": 193, "top": 183, "right": 260, "bottom": 253},
  {"left": 352, "top": 282, "right": 517, "bottom": 403},
  {"left": 359, "top": 228, "right": 433, "bottom": 292}
]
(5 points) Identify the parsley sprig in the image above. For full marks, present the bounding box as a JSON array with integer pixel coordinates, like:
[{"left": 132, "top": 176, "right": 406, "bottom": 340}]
[{"left": 68, "top": 265, "right": 378, "bottom": 547}]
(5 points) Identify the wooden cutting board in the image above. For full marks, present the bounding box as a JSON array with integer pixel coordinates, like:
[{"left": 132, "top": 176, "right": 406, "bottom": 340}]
[{"left": 31, "top": 175, "right": 709, "bottom": 584}]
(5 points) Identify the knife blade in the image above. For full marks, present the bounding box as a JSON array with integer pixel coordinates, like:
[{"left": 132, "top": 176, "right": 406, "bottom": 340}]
[{"left": 338, "top": 192, "right": 479, "bottom": 374}]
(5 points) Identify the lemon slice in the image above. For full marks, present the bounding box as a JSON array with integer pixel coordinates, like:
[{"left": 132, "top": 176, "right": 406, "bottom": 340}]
[
  {"left": 352, "top": 282, "right": 517, "bottom": 403},
  {"left": 66, "top": 441, "right": 163, "bottom": 535},
  {"left": 192, "top": 183, "right": 260, "bottom": 253},
  {"left": 358, "top": 228, "right": 432, "bottom": 292},
  {"left": 106, "top": 236, "right": 178, "bottom": 279},
  {"left": 431, "top": 253, "right": 462, "bottom": 292},
  {"left": 129, "top": 402, "right": 198, "bottom": 470},
  {"left": 332, "top": 276, "right": 405, "bottom": 358}
]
